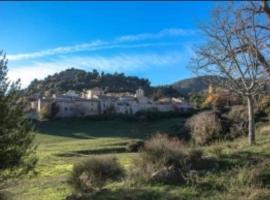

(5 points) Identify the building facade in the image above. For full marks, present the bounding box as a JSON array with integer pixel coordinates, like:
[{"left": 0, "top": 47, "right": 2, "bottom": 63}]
[{"left": 29, "top": 88, "right": 193, "bottom": 119}]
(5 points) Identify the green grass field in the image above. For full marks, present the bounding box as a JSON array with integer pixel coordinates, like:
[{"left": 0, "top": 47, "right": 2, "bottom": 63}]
[
  {"left": 5, "top": 117, "right": 270, "bottom": 200},
  {"left": 5, "top": 118, "right": 184, "bottom": 200}
]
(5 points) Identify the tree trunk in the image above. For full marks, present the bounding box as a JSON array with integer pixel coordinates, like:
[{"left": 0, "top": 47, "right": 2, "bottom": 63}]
[{"left": 247, "top": 96, "right": 255, "bottom": 145}]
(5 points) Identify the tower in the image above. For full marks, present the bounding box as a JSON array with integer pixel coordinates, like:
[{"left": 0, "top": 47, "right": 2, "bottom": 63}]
[
  {"left": 208, "top": 84, "right": 215, "bottom": 95},
  {"left": 135, "top": 88, "right": 144, "bottom": 98}
]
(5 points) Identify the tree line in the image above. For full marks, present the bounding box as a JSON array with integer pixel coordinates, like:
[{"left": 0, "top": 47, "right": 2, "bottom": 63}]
[{"left": 25, "top": 68, "right": 182, "bottom": 99}]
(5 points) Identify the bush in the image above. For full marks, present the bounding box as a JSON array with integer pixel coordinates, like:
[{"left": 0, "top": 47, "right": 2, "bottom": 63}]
[
  {"left": 225, "top": 106, "right": 248, "bottom": 138},
  {"left": 134, "top": 110, "right": 195, "bottom": 121},
  {"left": 185, "top": 111, "right": 223, "bottom": 145},
  {"left": 168, "top": 124, "right": 191, "bottom": 141},
  {"left": 142, "top": 134, "right": 186, "bottom": 168},
  {"left": 259, "top": 96, "right": 270, "bottom": 115},
  {"left": 69, "top": 156, "right": 124, "bottom": 193},
  {"left": 128, "top": 134, "right": 205, "bottom": 185},
  {"left": 185, "top": 148, "right": 204, "bottom": 168},
  {"left": 126, "top": 140, "right": 144, "bottom": 152},
  {"left": 127, "top": 134, "right": 186, "bottom": 184}
]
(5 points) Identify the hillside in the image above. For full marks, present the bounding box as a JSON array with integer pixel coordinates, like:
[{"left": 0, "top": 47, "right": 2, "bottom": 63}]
[
  {"left": 172, "top": 76, "right": 222, "bottom": 95},
  {"left": 25, "top": 68, "right": 220, "bottom": 98},
  {"left": 25, "top": 68, "right": 182, "bottom": 98},
  {"left": 25, "top": 68, "right": 151, "bottom": 97}
]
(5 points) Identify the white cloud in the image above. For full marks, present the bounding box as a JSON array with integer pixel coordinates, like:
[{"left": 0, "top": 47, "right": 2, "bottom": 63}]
[
  {"left": 7, "top": 28, "right": 196, "bottom": 61},
  {"left": 7, "top": 40, "right": 106, "bottom": 61},
  {"left": 115, "top": 28, "right": 196, "bottom": 42},
  {"left": 8, "top": 51, "right": 183, "bottom": 88},
  {"left": 8, "top": 66, "right": 61, "bottom": 88}
]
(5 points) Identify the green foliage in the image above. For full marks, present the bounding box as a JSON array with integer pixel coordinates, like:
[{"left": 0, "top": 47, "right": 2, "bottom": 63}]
[
  {"left": 69, "top": 156, "right": 125, "bottom": 193},
  {"left": 189, "top": 91, "right": 208, "bottom": 109},
  {"left": 26, "top": 68, "right": 190, "bottom": 100},
  {"left": 26, "top": 68, "right": 151, "bottom": 97},
  {"left": 135, "top": 110, "right": 195, "bottom": 121},
  {"left": 0, "top": 52, "right": 37, "bottom": 183},
  {"left": 3, "top": 115, "right": 270, "bottom": 200}
]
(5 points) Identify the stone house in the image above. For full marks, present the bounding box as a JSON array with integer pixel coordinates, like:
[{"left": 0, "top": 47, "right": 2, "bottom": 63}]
[{"left": 28, "top": 88, "right": 193, "bottom": 119}]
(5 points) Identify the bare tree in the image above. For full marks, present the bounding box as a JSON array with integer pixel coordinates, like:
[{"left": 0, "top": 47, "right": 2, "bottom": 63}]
[
  {"left": 235, "top": 1, "right": 270, "bottom": 75},
  {"left": 192, "top": 4, "right": 268, "bottom": 145}
]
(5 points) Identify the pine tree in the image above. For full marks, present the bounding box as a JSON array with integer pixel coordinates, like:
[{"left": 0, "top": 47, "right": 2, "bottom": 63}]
[{"left": 0, "top": 51, "right": 37, "bottom": 183}]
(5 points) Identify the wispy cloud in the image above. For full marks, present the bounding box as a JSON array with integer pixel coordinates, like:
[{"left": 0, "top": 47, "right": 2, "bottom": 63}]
[
  {"left": 8, "top": 51, "right": 183, "bottom": 88},
  {"left": 7, "top": 40, "right": 106, "bottom": 61},
  {"left": 7, "top": 28, "right": 196, "bottom": 61},
  {"left": 115, "top": 28, "right": 197, "bottom": 42}
]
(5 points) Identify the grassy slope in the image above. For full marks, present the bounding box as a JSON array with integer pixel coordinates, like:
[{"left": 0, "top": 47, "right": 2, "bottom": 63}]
[
  {"left": 6, "top": 118, "right": 183, "bottom": 200},
  {"left": 5, "top": 118, "right": 270, "bottom": 200}
]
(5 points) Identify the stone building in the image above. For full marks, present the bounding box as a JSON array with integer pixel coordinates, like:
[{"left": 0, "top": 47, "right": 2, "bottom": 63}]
[{"left": 28, "top": 88, "right": 193, "bottom": 119}]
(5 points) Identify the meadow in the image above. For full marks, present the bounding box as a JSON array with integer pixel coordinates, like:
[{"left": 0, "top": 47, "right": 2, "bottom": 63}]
[
  {"left": 5, "top": 117, "right": 270, "bottom": 200},
  {"left": 5, "top": 117, "right": 183, "bottom": 200}
]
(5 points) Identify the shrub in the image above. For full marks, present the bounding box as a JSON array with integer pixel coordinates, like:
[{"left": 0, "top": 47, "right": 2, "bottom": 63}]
[
  {"left": 185, "top": 111, "right": 223, "bottom": 145},
  {"left": 127, "top": 134, "right": 186, "bottom": 184},
  {"left": 134, "top": 110, "right": 195, "bottom": 121},
  {"left": 259, "top": 96, "right": 270, "bottom": 115},
  {"left": 225, "top": 105, "right": 248, "bottom": 138},
  {"left": 168, "top": 124, "right": 191, "bottom": 141},
  {"left": 69, "top": 156, "right": 124, "bottom": 193},
  {"left": 126, "top": 140, "right": 144, "bottom": 152},
  {"left": 128, "top": 134, "right": 205, "bottom": 185},
  {"left": 186, "top": 148, "right": 203, "bottom": 161},
  {"left": 142, "top": 134, "right": 186, "bottom": 168},
  {"left": 180, "top": 148, "right": 206, "bottom": 173}
]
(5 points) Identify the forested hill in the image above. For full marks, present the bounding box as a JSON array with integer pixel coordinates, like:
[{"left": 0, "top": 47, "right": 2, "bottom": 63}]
[
  {"left": 25, "top": 68, "right": 215, "bottom": 98},
  {"left": 172, "top": 76, "right": 221, "bottom": 95},
  {"left": 25, "top": 68, "right": 152, "bottom": 97}
]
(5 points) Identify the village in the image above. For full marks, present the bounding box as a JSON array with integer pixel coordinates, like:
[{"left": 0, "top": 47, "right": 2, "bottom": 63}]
[
  {"left": 3, "top": 1, "right": 270, "bottom": 200},
  {"left": 28, "top": 87, "right": 193, "bottom": 119}
]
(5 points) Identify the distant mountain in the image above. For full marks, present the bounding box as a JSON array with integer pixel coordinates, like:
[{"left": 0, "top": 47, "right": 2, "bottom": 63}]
[{"left": 171, "top": 76, "right": 222, "bottom": 95}]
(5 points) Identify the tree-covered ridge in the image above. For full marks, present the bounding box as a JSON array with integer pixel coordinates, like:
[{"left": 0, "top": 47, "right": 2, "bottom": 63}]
[
  {"left": 25, "top": 68, "right": 185, "bottom": 99},
  {"left": 26, "top": 68, "right": 152, "bottom": 97}
]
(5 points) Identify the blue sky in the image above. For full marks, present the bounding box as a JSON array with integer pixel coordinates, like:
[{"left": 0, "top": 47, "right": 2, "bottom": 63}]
[{"left": 0, "top": 1, "right": 215, "bottom": 87}]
